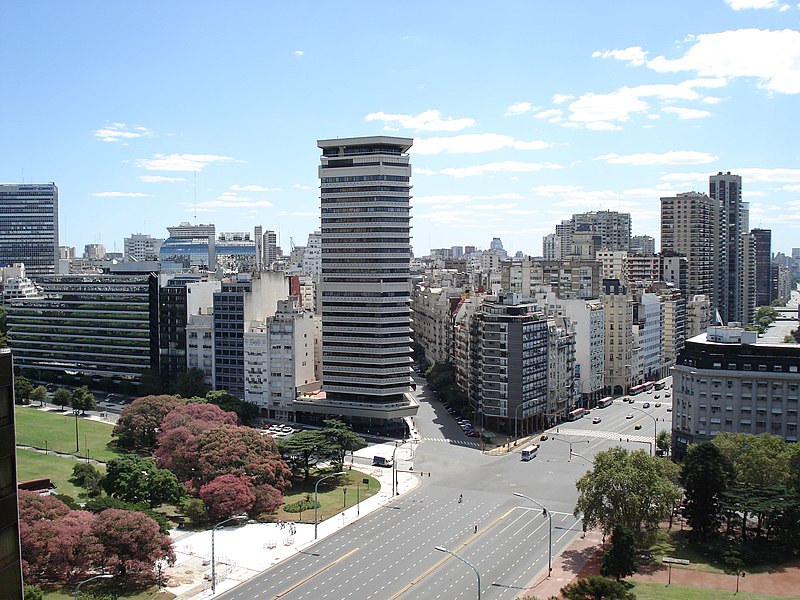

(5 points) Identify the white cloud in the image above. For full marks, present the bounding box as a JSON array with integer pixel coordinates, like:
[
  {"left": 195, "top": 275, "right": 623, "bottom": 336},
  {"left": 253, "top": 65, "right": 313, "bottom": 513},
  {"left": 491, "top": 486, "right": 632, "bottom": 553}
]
[
  {"left": 595, "top": 151, "right": 718, "bottom": 166},
  {"left": 230, "top": 184, "right": 281, "bottom": 192},
  {"left": 189, "top": 192, "right": 274, "bottom": 210},
  {"left": 531, "top": 184, "right": 584, "bottom": 196},
  {"left": 92, "top": 191, "right": 152, "bottom": 198},
  {"left": 135, "top": 153, "right": 236, "bottom": 171},
  {"left": 93, "top": 122, "right": 153, "bottom": 143},
  {"left": 139, "top": 175, "right": 186, "bottom": 183},
  {"left": 505, "top": 102, "right": 534, "bottom": 116},
  {"left": 552, "top": 93, "right": 574, "bottom": 104},
  {"left": 662, "top": 106, "right": 712, "bottom": 119},
  {"left": 293, "top": 183, "right": 315, "bottom": 190},
  {"left": 533, "top": 108, "right": 563, "bottom": 122},
  {"left": 592, "top": 46, "right": 648, "bottom": 66},
  {"left": 702, "top": 96, "right": 724, "bottom": 104},
  {"left": 413, "top": 192, "right": 526, "bottom": 206},
  {"left": 725, "top": 0, "right": 782, "bottom": 8},
  {"left": 294, "top": 50, "right": 304, "bottom": 56},
  {"left": 365, "top": 109, "right": 475, "bottom": 132},
  {"left": 414, "top": 133, "right": 552, "bottom": 155},
  {"left": 434, "top": 161, "right": 563, "bottom": 178},
  {"left": 646, "top": 29, "right": 800, "bottom": 94},
  {"left": 776, "top": 184, "right": 800, "bottom": 191}
]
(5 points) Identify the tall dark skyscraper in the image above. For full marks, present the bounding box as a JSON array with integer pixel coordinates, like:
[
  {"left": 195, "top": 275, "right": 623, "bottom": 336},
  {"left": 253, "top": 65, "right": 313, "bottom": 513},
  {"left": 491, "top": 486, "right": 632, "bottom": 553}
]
[
  {"left": 751, "top": 228, "right": 773, "bottom": 308},
  {"left": 0, "top": 183, "right": 59, "bottom": 278},
  {"left": 316, "top": 136, "right": 418, "bottom": 430},
  {"left": 710, "top": 172, "right": 753, "bottom": 324},
  {"left": 0, "top": 349, "right": 23, "bottom": 599}
]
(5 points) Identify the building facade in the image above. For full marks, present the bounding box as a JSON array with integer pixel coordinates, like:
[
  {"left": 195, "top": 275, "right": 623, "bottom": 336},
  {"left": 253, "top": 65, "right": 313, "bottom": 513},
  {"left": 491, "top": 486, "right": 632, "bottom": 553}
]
[
  {"left": 295, "top": 136, "right": 418, "bottom": 432},
  {"left": 671, "top": 326, "right": 800, "bottom": 459},
  {"left": 0, "top": 183, "right": 59, "bottom": 278},
  {"left": 0, "top": 349, "right": 23, "bottom": 599}
]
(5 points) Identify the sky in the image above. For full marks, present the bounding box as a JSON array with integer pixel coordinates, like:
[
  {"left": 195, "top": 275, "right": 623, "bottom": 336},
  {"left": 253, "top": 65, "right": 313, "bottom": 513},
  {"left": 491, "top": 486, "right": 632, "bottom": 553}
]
[{"left": 3, "top": 1, "right": 800, "bottom": 258}]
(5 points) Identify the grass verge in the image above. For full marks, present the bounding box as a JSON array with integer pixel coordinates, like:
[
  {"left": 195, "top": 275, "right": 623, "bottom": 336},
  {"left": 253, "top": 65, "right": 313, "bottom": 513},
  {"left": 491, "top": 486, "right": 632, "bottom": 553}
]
[
  {"left": 273, "top": 469, "right": 380, "bottom": 523},
  {"left": 15, "top": 404, "right": 121, "bottom": 463},
  {"left": 15, "top": 449, "right": 104, "bottom": 498},
  {"left": 631, "top": 580, "right": 789, "bottom": 600}
]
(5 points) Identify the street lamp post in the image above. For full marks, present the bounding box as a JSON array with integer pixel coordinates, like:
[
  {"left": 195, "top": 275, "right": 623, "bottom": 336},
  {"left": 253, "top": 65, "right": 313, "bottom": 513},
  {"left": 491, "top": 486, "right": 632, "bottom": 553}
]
[
  {"left": 74, "top": 408, "right": 80, "bottom": 453},
  {"left": 391, "top": 442, "right": 400, "bottom": 496},
  {"left": 211, "top": 514, "right": 247, "bottom": 594},
  {"left": 629, "top": 405, "right": 658, "bottom": 456},
  {"left": 551, "top": 437, "right": 589, "bottom": 461},
  {"left": 74, "top": 574, "right": 113, "bottom": 599},
  {"left": 514, "top": 492, "right": 553, "bottom": 576},
  {"left": 314, "top": 471, "right": 345, "bottom": 539},
  {"left": 435, "top": 545, "right": 481, "bottom": 600}
]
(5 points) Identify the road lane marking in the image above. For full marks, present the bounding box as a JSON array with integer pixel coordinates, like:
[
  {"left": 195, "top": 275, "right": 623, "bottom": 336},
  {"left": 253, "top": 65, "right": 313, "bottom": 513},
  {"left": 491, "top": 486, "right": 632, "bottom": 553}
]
[
  {"left": 388, "top": 507, "right": 516, "bottom": 599},
  {"left": 272, "top": 547, "right": 359, "bottom": 599}
]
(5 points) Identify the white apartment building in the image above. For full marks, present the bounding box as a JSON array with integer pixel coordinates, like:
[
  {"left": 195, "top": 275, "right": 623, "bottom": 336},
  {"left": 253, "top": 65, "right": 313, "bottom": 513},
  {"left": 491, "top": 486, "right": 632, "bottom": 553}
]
[
  {"left": 411, "top": 286, "right": 460, "bottom": 365},
  {"left": 124, "top": 233, "right": 164, "bottom": 262},
  {"left": 244, "top": 298, "right": 315, "bottom": 421},
  {"left": 552, "top": 298, "right": 605, "bottom": 407},
  {"left": 636, "top": 292, "right": 663, "bottom": 382}
]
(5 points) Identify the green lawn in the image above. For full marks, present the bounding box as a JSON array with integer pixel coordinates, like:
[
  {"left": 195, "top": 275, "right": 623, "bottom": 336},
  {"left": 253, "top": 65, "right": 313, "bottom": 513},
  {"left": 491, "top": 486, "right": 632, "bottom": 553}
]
[
  {"left": 15, "top": 449, "right": 103, "bottom": 498},
  {"left": 15, "top": 404, "right": 121, "bottom": 463},
  {"left": 274, "top": 469, "right": 380, "bottom": 523},
  {"left": 631, "top": 580, "right": 788, "bottom": 600},
  {"left": 42, "top": 585, "right": 173, "bottom": 599}
]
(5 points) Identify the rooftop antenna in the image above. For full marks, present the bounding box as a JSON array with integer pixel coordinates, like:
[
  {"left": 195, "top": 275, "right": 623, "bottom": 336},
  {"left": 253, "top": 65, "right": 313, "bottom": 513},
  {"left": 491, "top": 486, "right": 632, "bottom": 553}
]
[
  {"left": 21, "top": 168, "right": 24, "bottom": 183},
  {"left": 193, "top": 171, "right": 197, "bottom": 224}
]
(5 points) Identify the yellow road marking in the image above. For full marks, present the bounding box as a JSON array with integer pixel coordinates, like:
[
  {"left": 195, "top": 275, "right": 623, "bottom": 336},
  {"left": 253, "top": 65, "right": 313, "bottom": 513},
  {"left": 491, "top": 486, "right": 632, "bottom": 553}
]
[
  {"left": 273, "top": 547, "right": 359, "bottom": 599},
  {"left": 389, "top": 507, "right": 516, "bottom": 599}
]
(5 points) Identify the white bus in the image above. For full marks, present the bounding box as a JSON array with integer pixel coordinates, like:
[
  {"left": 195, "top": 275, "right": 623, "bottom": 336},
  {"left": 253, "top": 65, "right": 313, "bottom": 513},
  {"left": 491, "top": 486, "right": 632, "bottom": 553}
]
[
  {"left": 597, "top": 396, "right": 614, "bottom": 408},
  {"left": 521, "top": 444, "right": 539, "bottom": 461}
]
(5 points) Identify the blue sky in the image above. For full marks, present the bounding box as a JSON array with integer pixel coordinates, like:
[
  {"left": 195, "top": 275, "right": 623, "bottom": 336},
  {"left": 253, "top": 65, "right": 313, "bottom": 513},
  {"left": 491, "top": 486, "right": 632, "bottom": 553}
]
[{"left": 3, "top": 1, "right": 800, "bottom": 257}]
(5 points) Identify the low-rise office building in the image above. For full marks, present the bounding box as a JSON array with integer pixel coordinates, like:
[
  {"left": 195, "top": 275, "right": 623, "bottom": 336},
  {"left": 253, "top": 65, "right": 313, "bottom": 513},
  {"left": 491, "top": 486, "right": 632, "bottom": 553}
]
[{"left": 671, "top": 326, "right": 800, "bottom": 460}]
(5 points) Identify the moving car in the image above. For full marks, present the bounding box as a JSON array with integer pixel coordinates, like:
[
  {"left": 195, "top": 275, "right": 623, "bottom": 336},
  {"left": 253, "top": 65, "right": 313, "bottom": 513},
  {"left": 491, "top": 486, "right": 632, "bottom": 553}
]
[
  {"left": 635, "top": 424, "right": 642, "bottom": 430},
  {"left": 642, "top": 402, "right": 650, "bottom": 409},
  {"left": 626, "top": 413, "right": 633, "bottom": 419},
  {"left": 655, "top": 402, "right": 662, "bottom": 408},
  {"left": 592, "top": 417, "right": 601, "bottom": 424}
]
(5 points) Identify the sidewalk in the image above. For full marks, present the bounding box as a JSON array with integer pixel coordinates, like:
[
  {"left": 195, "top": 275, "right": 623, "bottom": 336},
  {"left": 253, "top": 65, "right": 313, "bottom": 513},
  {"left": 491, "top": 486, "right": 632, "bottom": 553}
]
[
  {"left": 165, "top": 440, "right": 421, "bottom": 599},
  {"left": 521, "top": 527, "right": 604, "bottom": 599}
]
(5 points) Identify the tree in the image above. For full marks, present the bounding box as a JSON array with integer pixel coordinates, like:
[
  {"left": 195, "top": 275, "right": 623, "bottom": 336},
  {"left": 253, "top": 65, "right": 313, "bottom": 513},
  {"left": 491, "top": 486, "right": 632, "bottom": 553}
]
[
  {"left": 52, "top": 387, "right": 72, "bottom": 411},
  {"left": 574, "top": 447, "right": 680, "bottom": 535},
  {"left": 112, "top": 394, "right": 185, "bottom": 451},
  {"left": 71, "top": 462, "right": 104, "bottom": 498},
  {"left": 102, "top": 455, "right": 184, "bottom": 508},
  {"left": 23, "top": 585, "right": 43, "bottom": 600},
  {"left": 71, "top": 385, "right": 96, "bottom": 415},
  {"left": 30, "top": 385, "right": 47, "bottom": 407},
  {"left": 279, "top": 430, "right": 331, "bottom": 480},
  {"left": 199, "top": 474, "right": 256, "bottom": 520},
  {"left": 154, "top": 402, "right": 239, "bottom": 478},
  {"left": 176, "top": 367, "right": 210, "bottom": 398},
  {"left": 601, "top": 525, "right": 638, "bottom": 581},
  {"left": 21, "top": 510, "right": 101, "bottom": 583},
  {"left": 680, "top": 442, "right": 734, "bottom": 541},
  {"left": 14, "top": 375, "right": 33, "bottom": 404},
  {"left": 17, "top": 490, "right": 71, "bottom": 524},
  {"left": 561, "top": 576, "right": 636, "bottom": 600},
  {"left": 252, "top": 483, "right": 283, "bottom": 516},
  {"left": 92, "top": 508, "right": 175, "bottom": 579},
  {"left": 191, "top": 425, "right": 291, "bottom": 492},
  {"left": 137, "top": 368, "right": 165, "bottom": 396},
  {"left": 656, "top": 430, "right": 670, "bottom": 457},
  {"left": 182, "top": 497, "right": 208, "bottom": 525},
  {"left": 321, "top": 419, "right": 367, "bottom": 471},
  {"left": 205, "top": 389, "right": 259, "bottom": 424},
  {"left": 712, "top": 432, "right": 795, "bottom": 488}
]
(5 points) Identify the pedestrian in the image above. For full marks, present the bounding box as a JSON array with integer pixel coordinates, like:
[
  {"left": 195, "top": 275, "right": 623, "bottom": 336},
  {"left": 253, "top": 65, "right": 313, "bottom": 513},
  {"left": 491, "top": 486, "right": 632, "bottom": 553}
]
[
  {"left": 458, "top": 493, "right": 463, "bottom": 504},
  {"left": 474, "top": 524, "right": 478, "bottom": 534}
]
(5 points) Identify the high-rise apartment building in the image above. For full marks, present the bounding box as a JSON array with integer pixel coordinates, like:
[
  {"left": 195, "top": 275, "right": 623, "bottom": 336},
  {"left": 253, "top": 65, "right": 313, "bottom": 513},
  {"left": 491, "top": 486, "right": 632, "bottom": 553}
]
[
  {"left": 0, "top": 183, "right": 59, "bottom": 278},
  {"left": 660, "top": 191, "right": 718, "bottom": 300},
  {"left": 751, "top": 228, "right": 773, "bottom": 308},
  {"left": 0, "top": 349, "right": 23, "bottom": 598},
  {"left": 630, "top": 235, "right": 655, "bottom": 255},
  {"left": 572, "top": 210, "right": 631, "bottom": 251},
  {"left": 710, "top": 172, "right": 752, "bottom": 324},
  {"left": 304, "top": 136, "right": 418, "bottom": 431}
]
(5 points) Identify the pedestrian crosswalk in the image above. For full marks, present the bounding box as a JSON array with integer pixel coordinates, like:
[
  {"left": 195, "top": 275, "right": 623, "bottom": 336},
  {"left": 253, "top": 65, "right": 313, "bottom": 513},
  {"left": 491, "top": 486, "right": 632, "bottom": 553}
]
[
  {"left": 552, "top": 428, "right": 653, "bottom": 444},
  {"left": 417, "top": 436, "right": 481, "bottom": 448}
]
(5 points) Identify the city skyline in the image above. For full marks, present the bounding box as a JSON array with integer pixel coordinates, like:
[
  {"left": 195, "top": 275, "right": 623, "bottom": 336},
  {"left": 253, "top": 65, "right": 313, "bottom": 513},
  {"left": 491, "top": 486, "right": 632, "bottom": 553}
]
[{"left": 3, "top": 1, "right": 800, "bottom": 257}]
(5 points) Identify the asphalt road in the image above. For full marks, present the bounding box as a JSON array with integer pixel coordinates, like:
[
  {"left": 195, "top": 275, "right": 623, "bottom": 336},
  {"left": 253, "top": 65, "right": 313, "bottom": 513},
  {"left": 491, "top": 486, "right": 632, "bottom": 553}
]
[{"left": 217, "top": 377, "right": 672, "bottom": 600}]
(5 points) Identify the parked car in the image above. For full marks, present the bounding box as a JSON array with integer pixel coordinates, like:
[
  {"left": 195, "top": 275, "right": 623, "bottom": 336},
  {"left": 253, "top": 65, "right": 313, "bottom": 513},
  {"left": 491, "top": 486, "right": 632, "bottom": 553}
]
[
  {"left": 540, "top": 434, "right": 548, "bottom": 441},
  {"left": 665, "top": 392, "right": 671, "bottom": 397},
  {"left": 466, "top": 430, "right": 480, "bottom": 437},
  {"left": 666, "top": 407, "right": 673, "bottom": 412},
  {"left": 654, "top": 394, "right": 660, "bottom": 399}
]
